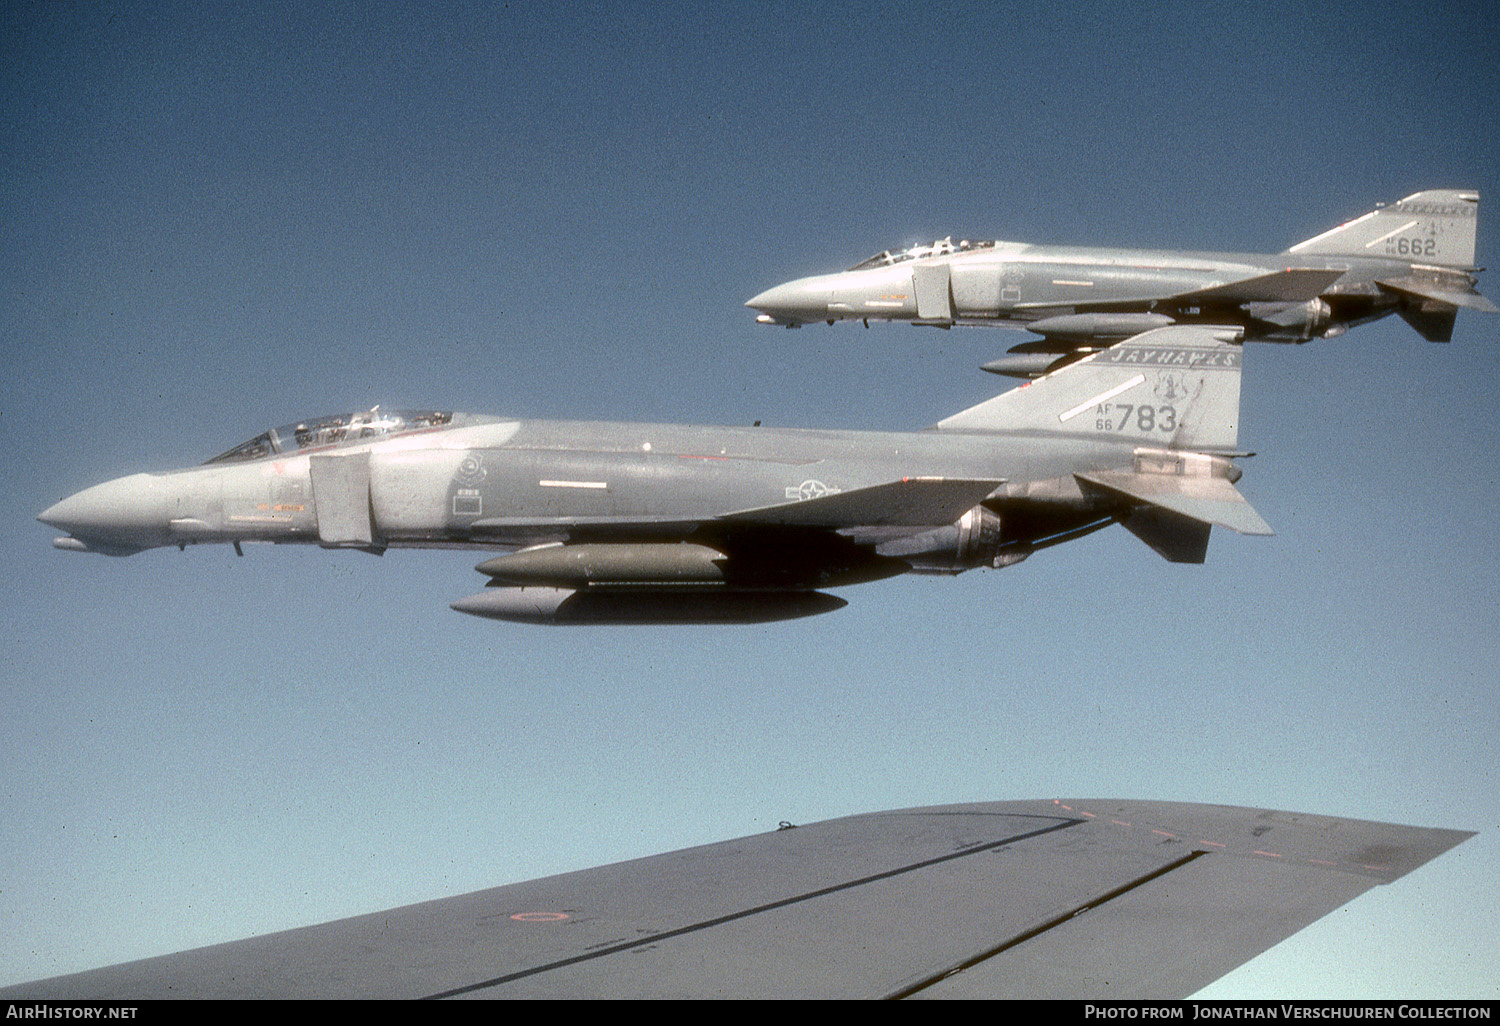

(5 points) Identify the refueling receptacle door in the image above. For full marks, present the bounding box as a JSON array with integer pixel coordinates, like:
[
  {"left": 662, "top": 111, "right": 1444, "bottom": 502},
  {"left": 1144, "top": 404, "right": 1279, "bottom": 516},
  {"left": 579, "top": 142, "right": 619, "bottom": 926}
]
[{"left": 310, "top": 452, "right": 378, "bottom": 546}]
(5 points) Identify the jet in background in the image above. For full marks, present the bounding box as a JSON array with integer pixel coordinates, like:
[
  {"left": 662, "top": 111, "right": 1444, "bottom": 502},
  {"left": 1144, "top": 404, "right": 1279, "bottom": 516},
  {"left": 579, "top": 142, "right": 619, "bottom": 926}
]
[
  {"left": 40, "top": 326, "right": 1270, "bottom": 625},
  {"left": 747, "top": 189, "right": 1495, "bottom": 378}
]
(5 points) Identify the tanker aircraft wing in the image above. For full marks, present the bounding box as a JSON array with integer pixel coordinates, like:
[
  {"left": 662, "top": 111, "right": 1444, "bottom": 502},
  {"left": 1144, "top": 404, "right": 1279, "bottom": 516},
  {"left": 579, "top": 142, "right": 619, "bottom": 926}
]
[{"left": 0, "top": 799, "right": 1471, "bottom": 1000}]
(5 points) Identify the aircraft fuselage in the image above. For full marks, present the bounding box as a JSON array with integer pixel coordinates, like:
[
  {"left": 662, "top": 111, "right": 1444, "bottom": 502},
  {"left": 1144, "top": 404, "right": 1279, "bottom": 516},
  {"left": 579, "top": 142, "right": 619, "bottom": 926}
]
[
  {"left": 750, "top": 244, "right": 1406, "bottom": 335},
  {"left": 746, "top": 191, "right": 1494, "bottom": 376},
  {"left": 39, "top": 415, "right": 1115, "bottom": 559},
  {"left": 39, "top": 328, "right": 1268, "bottom": 624}
]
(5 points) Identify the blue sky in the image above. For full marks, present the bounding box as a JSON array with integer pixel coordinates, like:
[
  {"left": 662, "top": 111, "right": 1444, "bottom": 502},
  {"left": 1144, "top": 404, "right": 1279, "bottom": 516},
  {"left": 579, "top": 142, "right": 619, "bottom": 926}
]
[{"left": 2, "top": 0, "right": 1496, "bottom": 997}]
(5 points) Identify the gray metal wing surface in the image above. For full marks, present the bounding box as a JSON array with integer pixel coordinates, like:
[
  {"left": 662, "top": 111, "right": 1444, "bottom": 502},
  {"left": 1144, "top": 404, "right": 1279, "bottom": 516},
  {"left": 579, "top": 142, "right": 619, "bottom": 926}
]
[{"left": 0, "top": 799, "right": 1471, "bottom": 1000}]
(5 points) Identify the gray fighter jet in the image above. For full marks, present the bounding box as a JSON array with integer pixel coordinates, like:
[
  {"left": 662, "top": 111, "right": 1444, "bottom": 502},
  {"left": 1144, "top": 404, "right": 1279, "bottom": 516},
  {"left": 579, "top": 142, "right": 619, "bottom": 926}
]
[
  {"left": 747, "top": 189, "right": 1496, "bottom": 378},
  {"left": 40, "top": 325, "right": 1270, "bottom": 625}
]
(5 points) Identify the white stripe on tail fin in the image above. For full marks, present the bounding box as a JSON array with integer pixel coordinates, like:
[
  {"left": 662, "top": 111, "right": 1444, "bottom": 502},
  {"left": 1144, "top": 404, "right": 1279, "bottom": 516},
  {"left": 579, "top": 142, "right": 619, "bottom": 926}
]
[
  {"left": 935, "top": 325, "right": 1246, "bottom": 452},
  {"left": 1286, "top": 189, "right": 1480, "bottom": 269}
]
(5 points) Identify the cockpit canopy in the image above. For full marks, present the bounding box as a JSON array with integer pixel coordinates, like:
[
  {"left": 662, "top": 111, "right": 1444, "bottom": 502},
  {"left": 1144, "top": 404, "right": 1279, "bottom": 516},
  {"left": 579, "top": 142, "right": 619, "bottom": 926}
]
[
  {"left": 848, "top": 236, "right": 998, "bottom": 271},
  {"left": 206, "top": 409, "right": 454, "bottom": 464}
]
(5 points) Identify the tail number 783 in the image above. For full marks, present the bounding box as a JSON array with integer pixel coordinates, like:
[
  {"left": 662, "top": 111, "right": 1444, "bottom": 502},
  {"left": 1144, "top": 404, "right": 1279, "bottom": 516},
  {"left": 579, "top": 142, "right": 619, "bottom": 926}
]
[{"left": 1095, "top": 404, "right": 1177, "bottom": 433}]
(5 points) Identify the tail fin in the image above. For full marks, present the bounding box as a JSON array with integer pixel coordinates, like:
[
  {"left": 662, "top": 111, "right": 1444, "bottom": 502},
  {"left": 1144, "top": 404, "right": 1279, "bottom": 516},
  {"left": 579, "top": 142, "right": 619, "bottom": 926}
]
[
  {"left": 935, "top": 325, "right": 1246, "bottom": 452},
  {"left": 1285, "top": 189, "right": 1480, "bottom": 269}
]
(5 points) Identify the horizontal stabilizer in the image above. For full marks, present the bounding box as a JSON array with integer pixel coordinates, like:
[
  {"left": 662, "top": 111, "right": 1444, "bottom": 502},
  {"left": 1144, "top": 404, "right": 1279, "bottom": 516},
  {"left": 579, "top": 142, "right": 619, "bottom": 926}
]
[
  {"left": 1077, "top": 470, "right": 1273, "bottom": 536},
  {"left": 1118, "top": 506, "right": 1211, "bottom": 563},
  {"left": 1376, "top": 276, "right": 1500, "bottom": 313},
  {"left": 1398, "top": 306, "right": 1458, "bottom": 343},
  {"left": 724, "top": 477, "right": 1004, "bottom": 528},
  {"left": 1171, "top": 268, "right": 1344, "bottom": 305}
]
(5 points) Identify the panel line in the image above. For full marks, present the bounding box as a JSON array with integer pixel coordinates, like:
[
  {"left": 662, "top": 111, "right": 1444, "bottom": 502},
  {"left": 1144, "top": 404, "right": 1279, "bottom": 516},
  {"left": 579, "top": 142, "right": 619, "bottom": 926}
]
[
  {"left": 423, "top": 815, "right": 1084, "bottom": 999},
  {"left": 884, "top": 848, "right": 1210, "bottom": 998}
]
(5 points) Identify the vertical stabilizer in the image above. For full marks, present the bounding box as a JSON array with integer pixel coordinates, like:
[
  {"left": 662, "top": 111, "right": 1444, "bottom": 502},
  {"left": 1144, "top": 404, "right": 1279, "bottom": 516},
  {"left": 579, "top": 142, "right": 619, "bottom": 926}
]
[
  {"left": 935, "top": 325, "right": 1246, "bottom": 452},
  {"left": 1286, "top": 190, "right": 1480, "bottom": 269}
]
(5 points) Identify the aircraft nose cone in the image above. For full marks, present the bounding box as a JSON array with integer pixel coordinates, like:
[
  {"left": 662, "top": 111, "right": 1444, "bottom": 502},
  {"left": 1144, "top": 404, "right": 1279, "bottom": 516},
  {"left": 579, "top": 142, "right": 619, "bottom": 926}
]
[
  {"left": 745, "top": 277, "right": 832, "bottom": 322},
  {"left": 39, "top": 474, "right": 169, "bottom": 552}
]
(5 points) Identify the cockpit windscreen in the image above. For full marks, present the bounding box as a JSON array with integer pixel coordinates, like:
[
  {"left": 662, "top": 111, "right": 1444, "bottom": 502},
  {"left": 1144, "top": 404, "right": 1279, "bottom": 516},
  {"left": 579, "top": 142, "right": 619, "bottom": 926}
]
[
  {"left": 206, "top": 409, "right": 454, "bottom": 464},
  {"left": 847, "top": 237, "right": 997, "bottom": 271}
]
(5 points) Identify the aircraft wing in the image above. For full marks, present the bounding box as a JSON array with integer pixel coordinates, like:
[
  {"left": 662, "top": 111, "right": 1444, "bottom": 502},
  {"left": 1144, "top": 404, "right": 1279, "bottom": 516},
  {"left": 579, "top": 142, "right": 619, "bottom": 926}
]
[
  {"left": 0, "top": 799, "right": 1470, "bottom": 1000},
  {"left": 1076, "top": 470, "right": 1273, "bottom": 536},
  {"left": 464, "top": 477, "right": 1007, "bottom": 549},
  {"left": 722, "top": 476, "right": 1005, "bottom": 527},
  {"left": 1005, "top": 268, "right": 1345, "bottom": 312},
  {"left": 1169, "top": 268, "right": 1346, "bottom": 305}
]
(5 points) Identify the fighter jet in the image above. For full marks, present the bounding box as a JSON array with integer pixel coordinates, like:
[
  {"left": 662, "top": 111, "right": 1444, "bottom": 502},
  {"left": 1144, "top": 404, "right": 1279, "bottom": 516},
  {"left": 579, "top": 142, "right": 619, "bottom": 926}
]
[
  {"left": 746, "top": 189, "right": 1496, "bottom": 378},
  {"left": 40, "top": 325, "right": 1270, "bottom": 625}
]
